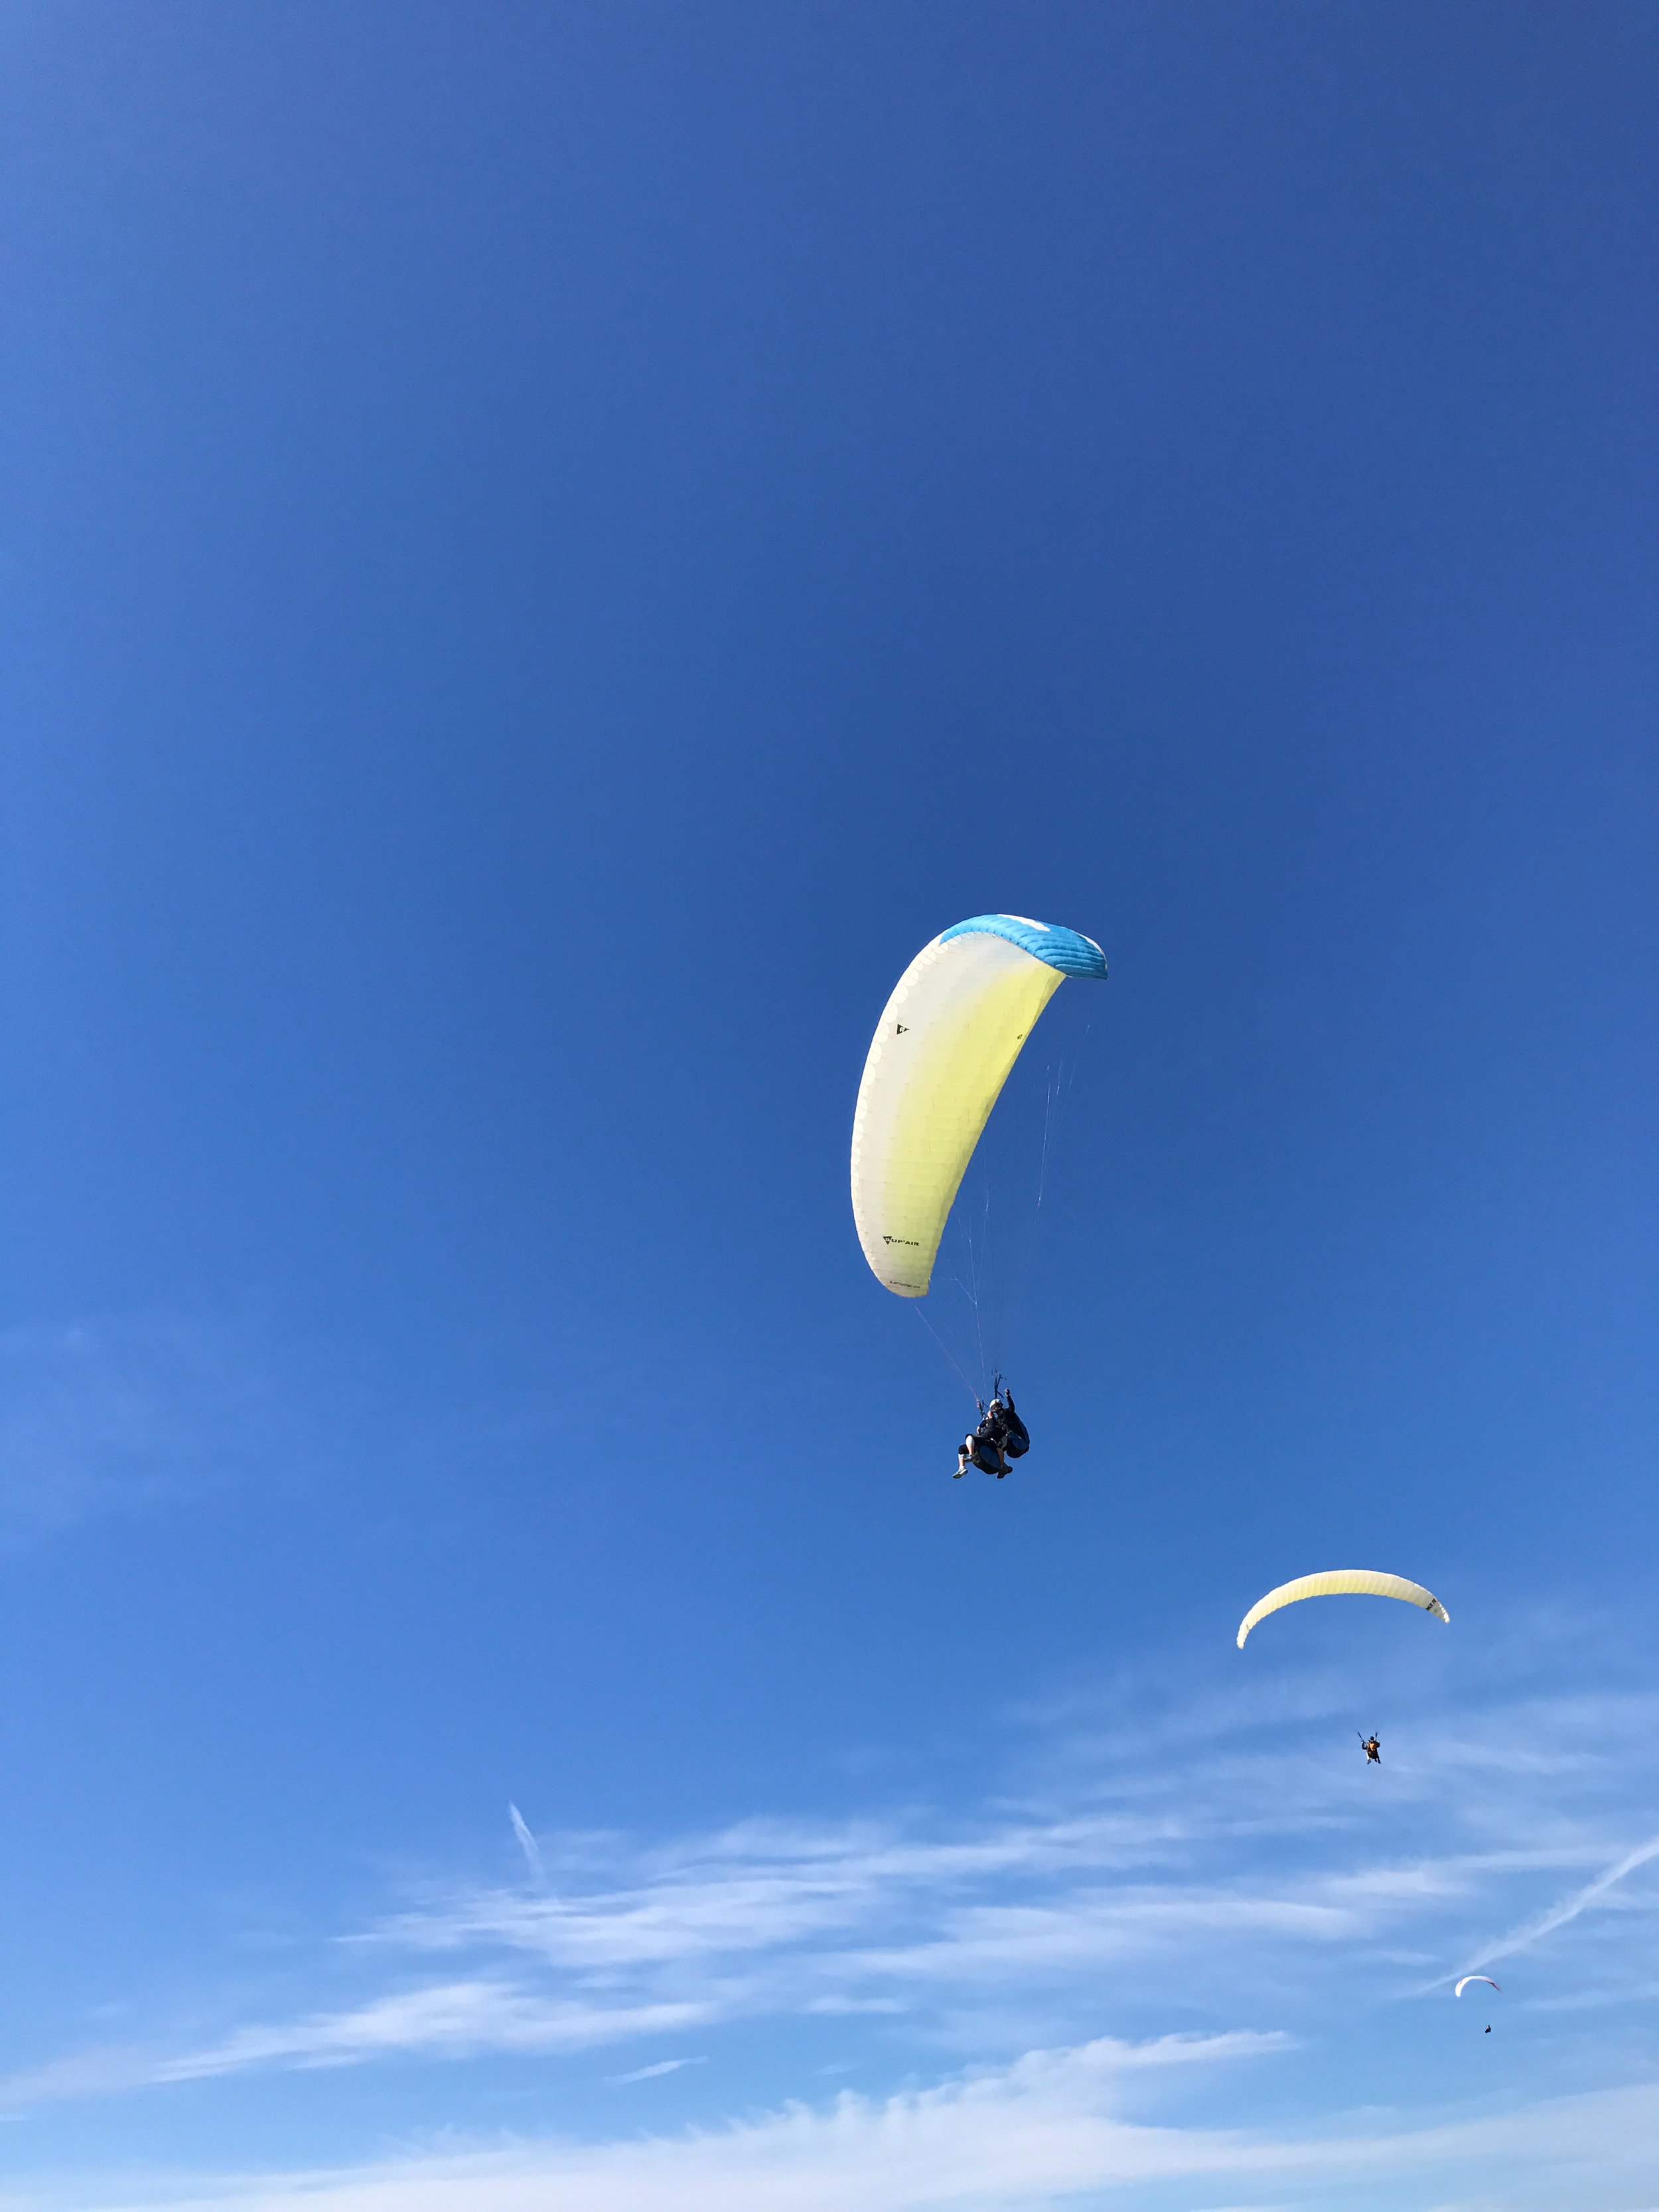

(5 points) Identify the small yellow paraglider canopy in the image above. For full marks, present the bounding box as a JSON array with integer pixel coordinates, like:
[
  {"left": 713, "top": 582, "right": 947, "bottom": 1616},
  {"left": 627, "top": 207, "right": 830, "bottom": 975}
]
[{"left": 1236, "top": 1569, "right": 1450, "bottom": 1649}]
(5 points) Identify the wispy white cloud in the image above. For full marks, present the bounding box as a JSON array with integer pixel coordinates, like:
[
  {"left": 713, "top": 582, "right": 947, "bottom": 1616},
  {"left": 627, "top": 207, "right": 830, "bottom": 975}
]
[
  {"left": 507, "top": 1805, "right": 542, "bottom": 1883},
  {"left": 25, "top": 2037, "right": 1659, "bottom": 2212},
  {"left": 607, "top": 2055, "right": 707, "bottom": 2084},
  {"left": 1463, "top": 1830, "right": 1659, "bottom": 1974},
  {"left": 154, "top": 1986, "right": 711, "bottom": 2080},
  {"left": 8, "top": 1641, "right": 1659, "bottom": 2186}
]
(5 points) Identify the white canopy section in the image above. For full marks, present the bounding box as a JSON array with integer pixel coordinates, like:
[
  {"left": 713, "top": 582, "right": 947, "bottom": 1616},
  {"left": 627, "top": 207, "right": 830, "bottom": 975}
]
[
  {"left": 858, "top": 911, "right": 1106, "bottom": 1291},
  {"left": 851, "top": 930, "right": 1066, "bottom": 1296},
  {"left": 1236, "top": 1569, "right": 1451, "bottom": 1649}
]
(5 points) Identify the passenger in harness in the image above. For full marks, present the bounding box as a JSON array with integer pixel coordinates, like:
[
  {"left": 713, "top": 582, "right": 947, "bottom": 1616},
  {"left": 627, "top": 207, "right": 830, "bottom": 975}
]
[{"left": 954, "top": 1384, "right": 1029, "bottom": 1479}]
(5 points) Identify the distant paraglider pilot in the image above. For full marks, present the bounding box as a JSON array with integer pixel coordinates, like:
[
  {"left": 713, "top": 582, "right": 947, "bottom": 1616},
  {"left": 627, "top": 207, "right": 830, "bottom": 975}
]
[
  {"left": 1360, "top": 1733, "right": 1382, "bottom": 1764},
  {"left": 954, "top": 1388, "right": 1028, "bottom": 1479}
]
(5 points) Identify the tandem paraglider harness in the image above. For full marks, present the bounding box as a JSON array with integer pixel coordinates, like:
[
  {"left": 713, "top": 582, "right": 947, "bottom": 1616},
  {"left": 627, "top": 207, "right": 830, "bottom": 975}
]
[{"left": 956, "top": 1376, "right": 1031, "bottom": 1479}]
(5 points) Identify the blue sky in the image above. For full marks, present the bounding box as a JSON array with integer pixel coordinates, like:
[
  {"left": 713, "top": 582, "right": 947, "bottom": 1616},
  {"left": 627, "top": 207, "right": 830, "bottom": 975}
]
[{"left": 1, "top": 5, "right": 1655, "bottom": 2205}]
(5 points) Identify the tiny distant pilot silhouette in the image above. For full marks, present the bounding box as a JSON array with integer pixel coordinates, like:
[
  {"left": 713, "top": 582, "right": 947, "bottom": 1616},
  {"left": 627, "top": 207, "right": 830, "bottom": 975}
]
[{"left": 1360, "top": 1733, "right": 1382, "bottom": 1764}]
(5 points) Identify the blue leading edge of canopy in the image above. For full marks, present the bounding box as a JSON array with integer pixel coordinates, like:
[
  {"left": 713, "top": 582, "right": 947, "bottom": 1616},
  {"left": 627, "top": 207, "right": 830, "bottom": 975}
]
[{"left": 938, "top": 915, "right": 1108, "bottom": 979}]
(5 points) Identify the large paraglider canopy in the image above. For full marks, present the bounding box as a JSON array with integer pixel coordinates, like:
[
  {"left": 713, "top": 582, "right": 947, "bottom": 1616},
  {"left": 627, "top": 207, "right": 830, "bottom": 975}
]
[
  {"left": 1236, "top": 1569, "right": 1451, "bottom": 1649},
  {"left": 1454, "top": 1976, "right": 1501, "bottom": 1997},
  {"left": 851, "top": 915, "right": 1106, "bottom": 1299}
]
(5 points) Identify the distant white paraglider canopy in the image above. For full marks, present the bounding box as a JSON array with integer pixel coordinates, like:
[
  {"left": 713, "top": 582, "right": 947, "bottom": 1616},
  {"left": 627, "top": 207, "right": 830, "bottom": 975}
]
[
  {"left": 1455, "top": 1975, "right": 1501, "bottom": 1998},
  {"left": 1236, "top": 1569, "right": 1451, "bottom": 1649}
]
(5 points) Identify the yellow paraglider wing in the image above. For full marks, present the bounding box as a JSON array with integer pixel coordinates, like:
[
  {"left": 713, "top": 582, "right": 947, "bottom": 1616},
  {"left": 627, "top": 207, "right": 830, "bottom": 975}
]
[
  {"left": 850, "top": 917, "right": 1106, "bottom": 1297},
  {"left": 1236, "top": 1569, "right": 1451, "bottom": 1649}
]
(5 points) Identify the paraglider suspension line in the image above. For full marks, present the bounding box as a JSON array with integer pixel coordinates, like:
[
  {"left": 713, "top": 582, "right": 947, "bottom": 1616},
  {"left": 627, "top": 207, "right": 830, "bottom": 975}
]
[
  {"left": 1035, "top": 1023, "right": 1089, "bottom": 1212},
  {"left": 911, "top": 1300, "right": 982, "bottom": 1406}
]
